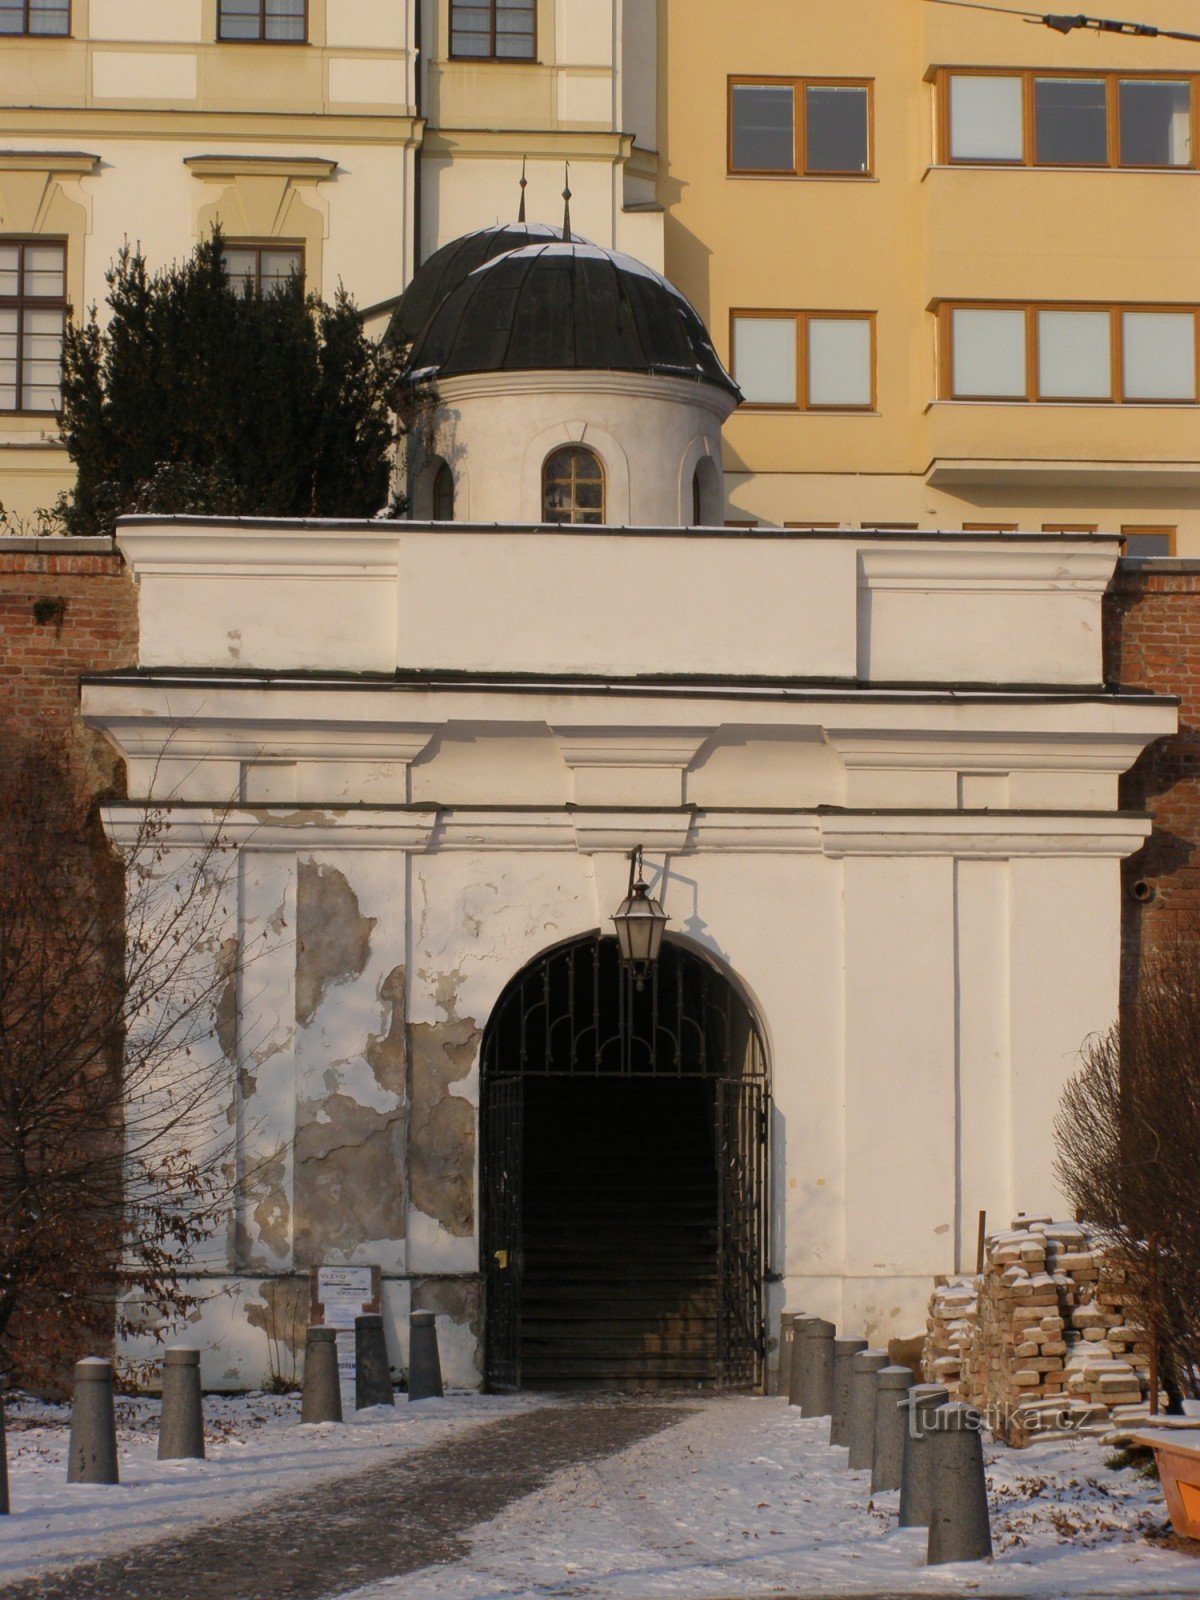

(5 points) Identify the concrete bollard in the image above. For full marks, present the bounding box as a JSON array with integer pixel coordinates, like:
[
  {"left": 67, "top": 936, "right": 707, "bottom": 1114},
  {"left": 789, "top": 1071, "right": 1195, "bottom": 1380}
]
[
  {"left": 157, "top": 1347, "right": 205, "bottom": 1461},
  {"left": 798, "top": 1318, "right": 836, "bottom": 1418},
  {"left": 67, "top": 1358, "right": 119, "bottom": 1484},
  {"left": 776, "top": 1308, "right": 804, "bottom": 1399},
  {"left": 899, "top": 1383, "right": 950, "bottom": 1528},
  {"left": 846, "top": 1348, "right": 889, "bottom": 1471},
  {"left": 786, "top": 1316, "right": 819, "bottom": 1408},
  {"left": 408, "top": 1310, "right": 444, "bottom": 1401},
  {"left": 355, "top": 1314, "right": 395, "bottom": 1410},
  {"left": 870, "top": 1364, "right": 915, "bottom": 1494},
  {"left": 829, "top": 1337, "right": 868, "bottom": 1447},
  {"left": 927, "top": 1402, "right": 993, "bottom": 1565},
  {"left": 300, "top": 1326, "right": 343, "bottom": 1424}
]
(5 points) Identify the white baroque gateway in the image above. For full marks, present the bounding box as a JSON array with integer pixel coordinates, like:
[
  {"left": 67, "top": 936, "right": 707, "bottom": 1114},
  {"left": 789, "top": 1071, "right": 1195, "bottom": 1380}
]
[{"left": 83, "top": 237, "right": 1175, "bottom": 1394}]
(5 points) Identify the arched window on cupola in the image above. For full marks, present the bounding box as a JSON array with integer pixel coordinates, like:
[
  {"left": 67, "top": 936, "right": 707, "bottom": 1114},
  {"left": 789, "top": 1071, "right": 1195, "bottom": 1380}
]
[
  {"left": 542, "top": 446, "right": 605, "bottom": 526},
  {"left": 433, "top": 460, "right": 455, "bottom": 522}
]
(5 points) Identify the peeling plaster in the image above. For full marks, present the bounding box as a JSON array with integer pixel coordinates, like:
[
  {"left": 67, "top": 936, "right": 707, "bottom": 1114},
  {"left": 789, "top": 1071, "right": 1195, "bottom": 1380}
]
[
  {"left": 296, "top": 861, "right": 375, "bottom": 1026},
  {"left": 410, "top": 1277, "right": 483, "bottom": 1376},
  {"left": 245, "top": 1146, "right": 292, "bottom": 1264},
  {"left": 245, "top": 1277, "right": 309, "bottom": 1359},
  {"left": 408, "top": 971, "right": 479, "bottom": 1239},
  {"left": 214, "top": 936, "right": 239, "bottom": 1064},
  {"left": 292, "top": 1092, "right": 406, "bottom": 1266},
  {"left": 365, "top": 965, "right": 407, "bottom": 1096}
]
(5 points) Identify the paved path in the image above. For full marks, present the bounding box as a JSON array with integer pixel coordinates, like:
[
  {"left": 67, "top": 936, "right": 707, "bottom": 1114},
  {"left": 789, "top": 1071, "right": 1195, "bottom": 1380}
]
[{"left": 0, "top": 1401, "right": 691, "bottom": 1600}]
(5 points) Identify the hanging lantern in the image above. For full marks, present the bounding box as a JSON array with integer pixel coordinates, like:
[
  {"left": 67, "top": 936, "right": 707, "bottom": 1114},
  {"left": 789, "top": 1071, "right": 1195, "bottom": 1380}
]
[{"left": 612, "top": 845, "right": 669, "bottom": 988}]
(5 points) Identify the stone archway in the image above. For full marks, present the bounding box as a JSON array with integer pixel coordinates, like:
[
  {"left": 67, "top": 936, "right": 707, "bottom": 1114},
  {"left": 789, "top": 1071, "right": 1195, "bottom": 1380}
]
[{"left": 480, "top": 934, "right": 770, "bottom": 1393}]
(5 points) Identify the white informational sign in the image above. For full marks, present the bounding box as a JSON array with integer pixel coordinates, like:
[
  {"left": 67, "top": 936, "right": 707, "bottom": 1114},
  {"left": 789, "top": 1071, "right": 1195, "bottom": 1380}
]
[{"left": 316, "top": 1265, "right": 375, "bottom": 1329}]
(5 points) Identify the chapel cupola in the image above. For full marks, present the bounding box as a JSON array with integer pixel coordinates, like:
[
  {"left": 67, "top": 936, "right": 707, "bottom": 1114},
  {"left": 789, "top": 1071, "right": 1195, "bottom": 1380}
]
[{"left": 393, "top": 229, "right": 739, "bottom": 528}]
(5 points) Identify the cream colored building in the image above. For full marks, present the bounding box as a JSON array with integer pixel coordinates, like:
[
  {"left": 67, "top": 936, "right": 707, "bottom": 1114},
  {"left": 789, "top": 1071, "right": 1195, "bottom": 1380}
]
[
  {"left": 662, "top": 0, "right": 1200, "bottom": 551},
  {"left": 0, "top": 0, "right": 659, "bottom": 521},
  {"left": 2, "top": 1, "right": 1196, "bottom": 542}
]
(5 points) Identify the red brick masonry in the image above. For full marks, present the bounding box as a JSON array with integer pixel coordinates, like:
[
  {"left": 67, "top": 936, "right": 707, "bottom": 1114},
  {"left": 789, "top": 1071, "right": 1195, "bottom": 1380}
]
[
  {"left": 0, "top": 538, "right": 137, "bottom": 784},
  {"left": 1104, "top": 559, "right": 1200, "bottom": 992}
]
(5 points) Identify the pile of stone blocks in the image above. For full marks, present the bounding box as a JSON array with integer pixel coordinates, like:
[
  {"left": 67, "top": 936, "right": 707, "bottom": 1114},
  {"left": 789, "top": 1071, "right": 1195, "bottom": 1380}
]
[{"left": 922, "top": 1215, "right": 1153, "bottom": 1445}]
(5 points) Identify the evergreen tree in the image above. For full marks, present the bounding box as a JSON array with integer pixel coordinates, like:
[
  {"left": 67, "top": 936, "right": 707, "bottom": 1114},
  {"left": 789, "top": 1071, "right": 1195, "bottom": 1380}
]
[{"left": 56, "top": 234, "right": 395, "bottom": 535}]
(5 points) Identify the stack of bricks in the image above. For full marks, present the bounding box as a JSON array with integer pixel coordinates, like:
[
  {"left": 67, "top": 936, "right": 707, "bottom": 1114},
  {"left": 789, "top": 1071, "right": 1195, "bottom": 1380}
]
[{"left": 923, "top": 1215, "right": 1151, "bottom": 1445}]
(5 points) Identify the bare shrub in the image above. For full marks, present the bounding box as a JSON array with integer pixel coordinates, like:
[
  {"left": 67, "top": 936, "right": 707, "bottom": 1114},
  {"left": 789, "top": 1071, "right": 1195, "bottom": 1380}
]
[{"left": 1055, "top": 934, "right": 1200, "bottom": 1410}]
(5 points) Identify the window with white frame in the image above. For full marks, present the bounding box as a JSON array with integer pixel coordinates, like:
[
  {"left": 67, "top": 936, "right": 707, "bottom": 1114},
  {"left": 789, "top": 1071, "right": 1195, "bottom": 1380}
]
[
  {"left": 942, "top": 302, "right": 1199, "bottom": 403},
  {"left": 732, "top": 312, "right": 874, "bottom": 409}
]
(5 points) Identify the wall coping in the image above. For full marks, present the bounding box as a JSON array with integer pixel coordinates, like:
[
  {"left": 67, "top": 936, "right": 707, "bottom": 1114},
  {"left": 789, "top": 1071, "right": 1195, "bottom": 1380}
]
[
  {"left": 1118, "top": 557, "right": 1200, "bottom": 575},
  {"left": 0, "top": 537, "right": 116, "bottom": 554}
]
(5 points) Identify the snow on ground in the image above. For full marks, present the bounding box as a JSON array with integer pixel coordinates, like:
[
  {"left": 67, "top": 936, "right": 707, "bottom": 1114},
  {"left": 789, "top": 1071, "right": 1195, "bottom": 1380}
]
[
  {"left": 352, "top": 1398, "right": 1200, "bottom": 1600},
  {"left": 0, "top": 1387, "right": 546, "bottom": 1587}
]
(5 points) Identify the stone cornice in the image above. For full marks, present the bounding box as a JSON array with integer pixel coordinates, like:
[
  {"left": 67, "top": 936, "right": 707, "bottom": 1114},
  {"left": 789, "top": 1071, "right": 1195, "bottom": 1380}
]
[{"left": 98, "top": 803, "right": 1155, "bottom": 860}]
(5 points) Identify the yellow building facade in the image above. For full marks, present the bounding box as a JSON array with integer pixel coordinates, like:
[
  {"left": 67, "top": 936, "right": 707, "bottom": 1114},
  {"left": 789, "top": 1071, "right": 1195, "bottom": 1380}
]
[
  {"left": 661, "top": 0, "right": 1200, "bottom": 551},
  {"left": 1, "top": 0, "right": 1196, "bottom": 550}
]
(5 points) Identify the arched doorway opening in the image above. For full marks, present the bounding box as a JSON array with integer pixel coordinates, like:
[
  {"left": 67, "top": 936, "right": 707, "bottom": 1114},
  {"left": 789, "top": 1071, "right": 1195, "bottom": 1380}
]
[{"left": 481, "top": 935, "right": 770, "bottom": 1393}]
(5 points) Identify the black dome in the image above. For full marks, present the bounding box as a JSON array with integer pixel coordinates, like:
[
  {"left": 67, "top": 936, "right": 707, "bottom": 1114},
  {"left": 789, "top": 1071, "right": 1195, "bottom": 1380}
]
[
  {"left": 403, "top": 241, "right": 739, "bottom": 399},
  {"left": 384, "top": 223, "right": 570, "bottom": 348}
]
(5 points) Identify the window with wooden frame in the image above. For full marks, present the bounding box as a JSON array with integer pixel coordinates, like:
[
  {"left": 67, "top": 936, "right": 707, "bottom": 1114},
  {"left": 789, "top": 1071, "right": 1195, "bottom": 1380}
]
[
  {"left": 729, "top": 77, "right": 872, "bottom": 175},
  {"left": 217, "top": 0, "right": 306, "bottom": 43},
  {"left": 1042, "top": 523, "right": 1098, "bottom": 533},
  {"left": 0, "top": 239, "right": 66, "bottom": 413},
  {"left": 939, "top": 69, "right": 1195, "bottom": 168},
  {"left": 450, "top": 0, "right": 536, "bottom": 61},
  {"left": 1121, "top": 524, "right": 1176, "bottom": 556},
  {"left": 223, "top": 242, "right": 304, "bottom": 295},
  {"left": 962, "top": 522, "right": 1018, "bottom": 532},
  {"left": 0, "top": 0, "right": 68, "bottom": 34},
  {"left": 542, "top": 446, "right": 604, "bottom": 525},
  {"left": 784, "top": 521, "right": 840, "bottom": 528},
  {"left": 731, "top": 311, "right": 875, "bottom": 411},
  {"left": 939, "top": 302, "right": 1199, "bottom": 404}
]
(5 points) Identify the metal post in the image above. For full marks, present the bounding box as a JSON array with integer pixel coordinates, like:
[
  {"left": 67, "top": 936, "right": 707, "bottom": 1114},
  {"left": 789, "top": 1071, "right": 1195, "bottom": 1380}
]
[
  {"left": 870, "top": 1364, "right": 915, "bottom": 1494},
  {"left": 927, "top": 1402, "right": 993, "bottom": 1565},
  {"left": 67, "top": 1358, "right": 119, "bottom": 1484},
  {"left": 355, "top": 1314, "right": 395, "bottom": 1410},
  {"left": 829, "top": 1337, "right": 867, "bottom": 1447},
  {"left": 300, "top": 1326, "right": 343, "bottom": 1424},
  {"left": 158, "top": 1347, "right": 205, "bottom": 1460}
]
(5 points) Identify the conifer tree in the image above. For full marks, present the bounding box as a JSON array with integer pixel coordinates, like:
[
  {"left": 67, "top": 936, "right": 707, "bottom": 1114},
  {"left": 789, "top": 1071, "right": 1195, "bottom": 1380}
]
[{"left": 56, "top": 233, "right": 395, "bottom": 535}]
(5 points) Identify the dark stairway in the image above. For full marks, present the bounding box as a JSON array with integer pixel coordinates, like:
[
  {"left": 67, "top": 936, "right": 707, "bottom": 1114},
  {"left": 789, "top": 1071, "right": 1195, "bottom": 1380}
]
[{"left": 519, "top": 1076, "right": 720, "bottom": 1390}]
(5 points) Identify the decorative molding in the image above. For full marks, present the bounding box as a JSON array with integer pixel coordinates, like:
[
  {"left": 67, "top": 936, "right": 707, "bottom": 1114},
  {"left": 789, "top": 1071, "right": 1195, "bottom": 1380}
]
[
  {"left": 0, "top": 151, "right": 100, "bottom": 174},
  {"left": 184, "top": 154, "right": 338, "bottom": 182},
  {"left": 819, "top": 812, "right": 1153, "bottom": 859}
]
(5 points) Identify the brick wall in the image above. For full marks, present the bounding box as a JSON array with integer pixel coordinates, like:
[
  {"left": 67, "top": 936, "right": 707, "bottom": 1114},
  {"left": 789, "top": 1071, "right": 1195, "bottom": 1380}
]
[
  {"left": 0, "top": 537, "right": 137, "bottom": 791},
  {"left": 1104, "top": 559, "right": 1200, "bottom": 997},
  {"left": 0, "top": 539, "right": 136, "bottom": 1388}
]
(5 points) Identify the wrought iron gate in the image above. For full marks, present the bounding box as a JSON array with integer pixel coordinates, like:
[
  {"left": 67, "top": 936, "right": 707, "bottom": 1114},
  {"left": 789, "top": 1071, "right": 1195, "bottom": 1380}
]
[
  {"left": 481, "top": 1075, "right": 523, "bottom": 1391},
  {"left": 481, "top": 936, "right": 770, "bottom": 1392},
  {"left": 717, "top": 1078, "right": 769, "bottom": 1390}
]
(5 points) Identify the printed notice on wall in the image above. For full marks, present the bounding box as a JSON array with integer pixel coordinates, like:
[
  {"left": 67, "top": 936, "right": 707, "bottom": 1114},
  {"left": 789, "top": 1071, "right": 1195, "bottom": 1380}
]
[{"left": 315, "top": 1265, "right": 376, "bottom": 1329}]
